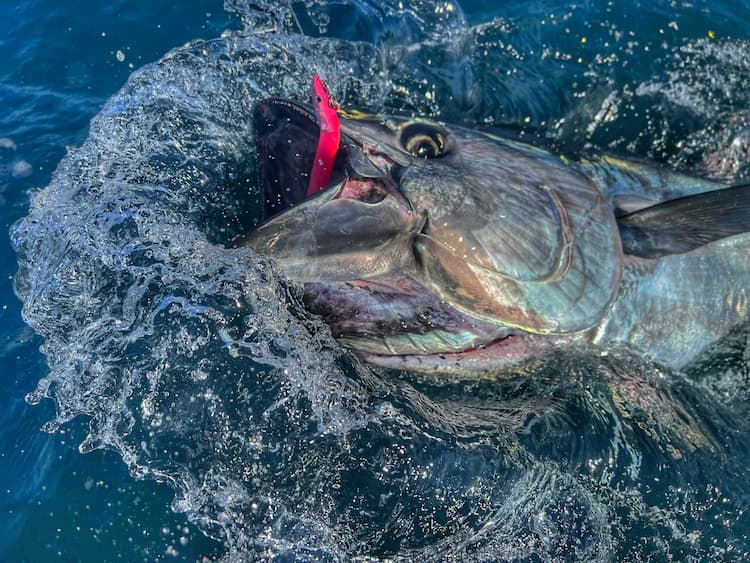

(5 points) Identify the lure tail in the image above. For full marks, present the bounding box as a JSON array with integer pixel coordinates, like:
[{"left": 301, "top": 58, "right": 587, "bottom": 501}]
[{"left": 307, "top": 75, "right": 341, "bottom": 196}]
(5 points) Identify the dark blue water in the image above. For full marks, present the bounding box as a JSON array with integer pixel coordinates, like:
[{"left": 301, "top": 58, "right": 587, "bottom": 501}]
[
  {"left": 2, "top": 1, "right": 750, "bottom": 560},
  {"left": 1, "top": 2, "right": 230, "bottom": 559}
]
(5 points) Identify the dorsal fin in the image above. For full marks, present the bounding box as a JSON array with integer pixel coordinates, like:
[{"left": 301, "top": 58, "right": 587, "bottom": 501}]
[{"left": 617, "top": 184, "right": 750, "bottom": 259}]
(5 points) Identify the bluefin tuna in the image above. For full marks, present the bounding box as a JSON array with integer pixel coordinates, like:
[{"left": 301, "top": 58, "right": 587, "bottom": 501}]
[{"left": 241, "top": 95, "right": 750, "bottom": 375}]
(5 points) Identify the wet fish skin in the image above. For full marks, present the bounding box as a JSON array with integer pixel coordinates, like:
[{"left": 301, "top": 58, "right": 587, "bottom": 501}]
[{"left": 245, "top": 98, "right": 750, "bottom": 374}]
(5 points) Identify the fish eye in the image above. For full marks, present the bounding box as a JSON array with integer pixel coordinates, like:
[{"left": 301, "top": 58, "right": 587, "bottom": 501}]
[{"left": 400, "top": 123, "right": 447, "bottom": 159}]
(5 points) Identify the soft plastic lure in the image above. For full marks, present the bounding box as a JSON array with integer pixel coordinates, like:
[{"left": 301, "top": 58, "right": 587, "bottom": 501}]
[{"left": 307, "top": 75, "right": 341, "bottom": 197}]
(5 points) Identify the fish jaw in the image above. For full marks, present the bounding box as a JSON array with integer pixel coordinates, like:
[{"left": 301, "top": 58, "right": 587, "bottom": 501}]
[
  {"left": 302, "top": 275, "right": 508, "bottom": 355},
  {"left": 301, "top": 275, "right": 580, "bottom": 374},
  {"left": 356, "top": 334, "right": 542, "bottom": 375},
  {"left": 245, "top": 193, "right": 420, "bottom": 282}
]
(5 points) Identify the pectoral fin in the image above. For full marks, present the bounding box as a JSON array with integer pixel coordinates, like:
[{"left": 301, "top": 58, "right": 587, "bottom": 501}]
[{"left": 617, "top": 184, "right": 750, "bottom": 258}]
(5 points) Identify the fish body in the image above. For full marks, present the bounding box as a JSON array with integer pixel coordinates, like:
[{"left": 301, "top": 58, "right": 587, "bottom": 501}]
[{"left": 245, "top": 96, "right": 750, "bottom": 375}]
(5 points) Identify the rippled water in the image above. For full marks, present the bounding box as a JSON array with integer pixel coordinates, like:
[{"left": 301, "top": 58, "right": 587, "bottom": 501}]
[{"left": 4, "top": 0, "right": 750, "bottom": 560}]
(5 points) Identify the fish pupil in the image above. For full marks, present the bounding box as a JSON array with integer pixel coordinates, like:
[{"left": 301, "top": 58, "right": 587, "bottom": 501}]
[{"left": 415, "top": 139, "right": 437, "bottom": 158}]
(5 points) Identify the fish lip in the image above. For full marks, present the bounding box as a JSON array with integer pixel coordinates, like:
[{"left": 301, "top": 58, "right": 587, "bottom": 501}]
[{"left": 351, "top": 333, "right": 537, "bottom": 374}]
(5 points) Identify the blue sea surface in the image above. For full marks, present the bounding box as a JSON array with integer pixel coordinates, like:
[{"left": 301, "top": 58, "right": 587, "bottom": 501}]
[
  {"left": 2, "top": 0, "right": 750, "bottom": 561},
  {"left": 1, "top": 2, "right": 230, "bottom": 559}
]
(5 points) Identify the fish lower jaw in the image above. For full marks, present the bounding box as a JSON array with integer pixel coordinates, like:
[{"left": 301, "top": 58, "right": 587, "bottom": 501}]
[{"left": 350, "top": 334, "right": 546, "bottom": 375}]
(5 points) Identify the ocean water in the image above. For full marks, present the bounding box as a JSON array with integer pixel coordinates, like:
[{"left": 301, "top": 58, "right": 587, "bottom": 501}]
[{"left": 2, "top": 0, "right": 750, "bottom": 561}]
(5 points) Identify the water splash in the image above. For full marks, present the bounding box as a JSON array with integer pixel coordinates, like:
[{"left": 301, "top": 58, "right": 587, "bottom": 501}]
[{"left": 11, "top": 0, "right": 750, "bottom": 559}]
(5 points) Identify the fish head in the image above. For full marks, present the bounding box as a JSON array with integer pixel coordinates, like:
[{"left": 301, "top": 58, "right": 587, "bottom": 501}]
[{"left": 243, "top": 98, "right": 623, "bottom": 373}]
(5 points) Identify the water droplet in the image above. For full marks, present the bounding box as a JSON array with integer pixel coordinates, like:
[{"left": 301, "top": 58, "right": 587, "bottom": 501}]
[{"left": 11, "top": 160, "right": 32, "bottom": 178}]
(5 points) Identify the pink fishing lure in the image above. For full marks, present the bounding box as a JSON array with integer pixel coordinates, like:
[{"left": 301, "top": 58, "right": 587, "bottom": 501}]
[{"left": 307, "top": 75, "right": 341, "bottom": 197}]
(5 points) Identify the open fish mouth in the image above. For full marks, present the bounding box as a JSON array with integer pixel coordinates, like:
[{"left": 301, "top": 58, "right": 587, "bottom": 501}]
[
  {"left": 253, "top": 98, "right": 406, "bottom": 221},
  {"left": 253, "top": 98, "right": 350, "bottom": 219},
  {"left": 245, "top": 98, "right": 423, "bottom": 282}
]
